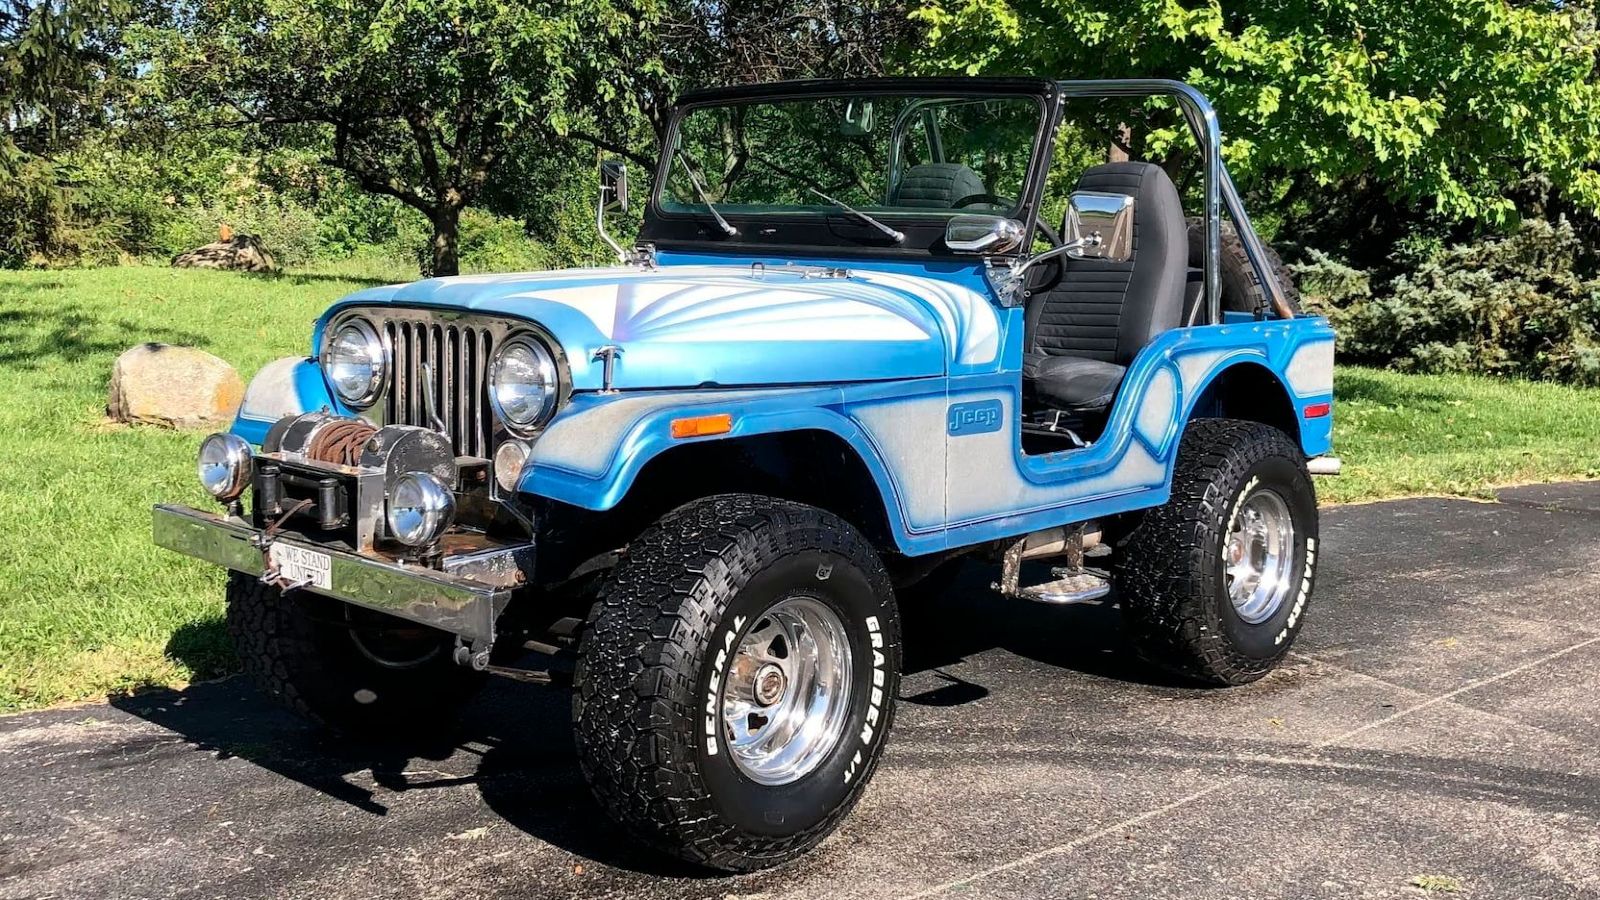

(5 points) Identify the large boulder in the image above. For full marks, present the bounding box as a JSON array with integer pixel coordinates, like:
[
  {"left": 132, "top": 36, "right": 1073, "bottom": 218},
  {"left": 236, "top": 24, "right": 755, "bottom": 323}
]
[
  {"left": 107, "top": 343, "right": 245, "bottom": 429},
  {"left": 172, "top": 234, "right": 278, "bottom": 273}
]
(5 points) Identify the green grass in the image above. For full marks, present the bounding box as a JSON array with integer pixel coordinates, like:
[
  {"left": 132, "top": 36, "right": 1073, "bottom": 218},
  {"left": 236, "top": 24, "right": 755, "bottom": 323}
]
[{"left": 0, "top": 265, "right": 1597, "bottom": 711}]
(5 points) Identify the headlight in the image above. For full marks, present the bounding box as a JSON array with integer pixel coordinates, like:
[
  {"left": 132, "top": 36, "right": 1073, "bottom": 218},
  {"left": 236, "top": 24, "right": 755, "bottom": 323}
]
[
  {"left": 489, "top": 335, "right": 558, "bottom": 433},
  {"left": 320, "top": 318, "right": 386, "bottom": 408},
  {"left": 386, "top": 471, "right": 455, "bottom": 547},
  {"left": 197, "top": 432, "right": 252, "bottom": 504}
]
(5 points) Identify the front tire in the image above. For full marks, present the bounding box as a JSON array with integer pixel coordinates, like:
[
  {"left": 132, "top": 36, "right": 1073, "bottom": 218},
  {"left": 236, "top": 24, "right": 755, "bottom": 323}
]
[
  {"left": 225, "top": 573, "right": 485, "bottom": 735},
  {"left": 573, "top": 495, "right": 901, "bottom": 872},
  {"left": 1115, "top": 419, "right": 1319, "bottom": 685}
]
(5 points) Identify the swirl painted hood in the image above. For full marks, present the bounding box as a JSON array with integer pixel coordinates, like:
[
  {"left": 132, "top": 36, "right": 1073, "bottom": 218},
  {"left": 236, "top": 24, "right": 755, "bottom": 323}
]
[{"left": 326, "top": 264, "right": 1002, "bottom": 391}]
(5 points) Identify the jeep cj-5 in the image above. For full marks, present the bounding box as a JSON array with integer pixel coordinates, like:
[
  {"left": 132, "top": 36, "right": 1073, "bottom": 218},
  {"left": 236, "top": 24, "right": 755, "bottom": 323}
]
[{"left": 155, "top": 77, "right": 1337, "bottom": 871}]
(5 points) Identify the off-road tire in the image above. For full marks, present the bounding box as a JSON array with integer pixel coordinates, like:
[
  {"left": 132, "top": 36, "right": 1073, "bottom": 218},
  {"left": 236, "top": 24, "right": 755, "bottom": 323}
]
[
  {"left": 225, "top": 572, "right": 485, "bottom": 735},
  {"left": 573, "top": 494, "right": 901, "bottom": 872},
  {"left": 1186, "top": 218, "right": 1302, "bottom": 315},
  {"left": 1115, "top": 419, "right": 1318, "bottom": 685}
]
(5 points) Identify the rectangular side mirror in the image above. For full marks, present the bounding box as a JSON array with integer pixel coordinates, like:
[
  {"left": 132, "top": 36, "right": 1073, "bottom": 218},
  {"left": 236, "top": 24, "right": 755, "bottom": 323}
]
[
  {"left": 944, "top": 215, "right": 1025, "bottom": 254},
  {"left": 1064, "top": 191, "right": 1134, "bottom": 262},
  {"left": 600, "top": 159, "right": 629, "bottom": 214}
]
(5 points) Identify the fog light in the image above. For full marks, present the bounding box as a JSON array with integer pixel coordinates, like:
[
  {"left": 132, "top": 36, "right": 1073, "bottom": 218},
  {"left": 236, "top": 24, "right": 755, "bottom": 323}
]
[
  {"left": 197, "top": 433, "right": 252, "bottom": 504},
  {"left": 493, "top": 440, "right": 530, "bottom": 492},
  {"left": 386, "top": 471, "right": 455, "bottom": 547}
]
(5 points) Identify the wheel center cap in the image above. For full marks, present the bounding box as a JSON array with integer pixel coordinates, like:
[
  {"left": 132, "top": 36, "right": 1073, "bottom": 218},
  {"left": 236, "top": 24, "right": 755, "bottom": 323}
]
[{"left": 753, "top": 663, "right": 787, "bottom": 706}]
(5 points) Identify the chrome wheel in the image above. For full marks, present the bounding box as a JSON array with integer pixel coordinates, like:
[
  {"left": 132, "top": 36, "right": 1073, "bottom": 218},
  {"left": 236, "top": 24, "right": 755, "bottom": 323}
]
[
  {"left": 1224, "top": 487, "right": 1297, "bottom": 625},
  {"left": 719, "top": 596, "right": 853, "bottom": 786}
]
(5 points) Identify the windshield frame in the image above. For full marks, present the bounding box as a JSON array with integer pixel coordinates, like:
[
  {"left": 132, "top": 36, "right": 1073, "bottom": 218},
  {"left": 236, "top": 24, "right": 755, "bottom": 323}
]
[{"left": 643, "top": 77, "right": 1059, "bottom": 260}]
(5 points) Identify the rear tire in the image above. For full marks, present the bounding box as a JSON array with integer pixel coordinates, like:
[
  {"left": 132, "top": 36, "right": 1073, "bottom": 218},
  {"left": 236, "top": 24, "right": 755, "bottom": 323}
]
[
  {"left": 225, "top": 573, "right": 485, "bottom": 735},
  {"left": 1115, "top": 419, "right": 1319, "bottom": 685},
  {"left": 573, "top": 494, "right": 900, "bottom": 872}
]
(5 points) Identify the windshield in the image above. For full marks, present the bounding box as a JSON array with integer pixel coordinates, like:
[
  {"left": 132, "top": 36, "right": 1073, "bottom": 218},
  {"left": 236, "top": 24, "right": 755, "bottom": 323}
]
[{"left": 661, "top": 94, "right": 1046, "bottom": 221}]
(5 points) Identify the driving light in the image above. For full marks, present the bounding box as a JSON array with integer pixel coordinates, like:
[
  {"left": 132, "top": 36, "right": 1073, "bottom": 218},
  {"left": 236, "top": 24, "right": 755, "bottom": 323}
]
[
  {"left": 493, "top": 440, "right": 530, "bottom": 492},
  {"left": 197, "top": 432, "right": 252, "bottom": 504},
  {"left": 489, "top": 336, "right": 558, "bottom": 434},
  {"left": 386, "top": 471, "right": 455, "bottom": 547},
  {"left": 320, "top": 318, "right": 386, "bottom": 408}
]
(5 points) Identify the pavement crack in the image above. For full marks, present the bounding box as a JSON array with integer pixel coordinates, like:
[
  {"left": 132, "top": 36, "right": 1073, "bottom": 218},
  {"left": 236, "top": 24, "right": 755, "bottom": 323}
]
[{"left": 899, "top": 634, "right": 1600, "bottom": 900}]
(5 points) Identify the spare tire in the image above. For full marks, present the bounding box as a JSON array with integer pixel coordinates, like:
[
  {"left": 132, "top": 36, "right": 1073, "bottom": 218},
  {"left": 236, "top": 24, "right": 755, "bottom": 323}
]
[{"left": 1186, "top": 219, "right": 1301, "bottom": 316}]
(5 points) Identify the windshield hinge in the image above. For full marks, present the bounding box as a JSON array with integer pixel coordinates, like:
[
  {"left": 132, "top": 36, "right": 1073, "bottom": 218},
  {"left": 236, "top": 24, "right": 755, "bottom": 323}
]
[{"left": 627, "top": 242, "right": 657, "bottom": 269}]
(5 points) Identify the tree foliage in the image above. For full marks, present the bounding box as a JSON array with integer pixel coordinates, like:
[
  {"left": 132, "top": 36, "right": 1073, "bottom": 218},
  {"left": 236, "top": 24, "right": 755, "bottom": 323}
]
[
  {"left": 912, "top": 0, "right": 1600, "bottom": 227},
  {"left": 139, "top": 0, "right": 664, "bottom": 275}
]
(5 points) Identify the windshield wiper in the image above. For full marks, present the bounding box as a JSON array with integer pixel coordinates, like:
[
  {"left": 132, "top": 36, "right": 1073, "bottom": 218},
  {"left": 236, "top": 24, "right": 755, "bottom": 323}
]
[
  {"left": 806, "top": 187, "right": 905, "bottom": 244},
  {"left": 674, "top": 150, "right": 738, "bottom": 237}
]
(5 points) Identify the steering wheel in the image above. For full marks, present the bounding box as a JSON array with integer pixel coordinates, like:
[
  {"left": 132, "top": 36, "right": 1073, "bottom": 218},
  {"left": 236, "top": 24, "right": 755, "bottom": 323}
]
[{"left": 951, "top": 193, "right": 1062, "bottom": 248}]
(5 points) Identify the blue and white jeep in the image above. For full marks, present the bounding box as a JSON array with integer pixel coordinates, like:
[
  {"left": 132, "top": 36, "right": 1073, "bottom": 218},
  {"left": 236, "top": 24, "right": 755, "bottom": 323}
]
[{"left": 154, "top": 77, "right": 1336, "bottom": 871}]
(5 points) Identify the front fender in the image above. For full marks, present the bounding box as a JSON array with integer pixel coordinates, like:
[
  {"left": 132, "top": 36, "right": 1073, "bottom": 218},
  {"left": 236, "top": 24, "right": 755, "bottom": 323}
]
[
  {"left": 230, "top": 357, "right": 346, "bottom": 445},
  {"left": 519, "top": 386, "right": 916, "bottom": 544}
]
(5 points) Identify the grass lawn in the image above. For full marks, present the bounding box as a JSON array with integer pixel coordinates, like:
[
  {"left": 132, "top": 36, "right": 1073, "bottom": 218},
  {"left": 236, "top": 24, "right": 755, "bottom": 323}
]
[{"left": 1, "top": 265, "right": 1597, "bottom": 712}]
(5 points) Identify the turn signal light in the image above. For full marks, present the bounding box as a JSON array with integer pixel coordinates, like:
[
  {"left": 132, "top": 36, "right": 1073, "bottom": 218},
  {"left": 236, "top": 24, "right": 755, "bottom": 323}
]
[
  {"left": 1303, "top": 402, "right": 1332, "bottom": 419},
  {"left": 671, "top": 413, "right": 733, "bottom": 439}
]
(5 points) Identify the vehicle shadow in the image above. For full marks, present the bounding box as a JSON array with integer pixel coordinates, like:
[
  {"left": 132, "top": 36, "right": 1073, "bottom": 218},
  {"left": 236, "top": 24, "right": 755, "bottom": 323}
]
[{"left": 121, "top": 556, "right": 1194, "bottom": 877}]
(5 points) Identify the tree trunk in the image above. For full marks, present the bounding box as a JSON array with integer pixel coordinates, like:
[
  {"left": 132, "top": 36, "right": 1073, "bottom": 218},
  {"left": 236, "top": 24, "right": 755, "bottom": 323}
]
[{"left": 428, "top": 207, "right": 461, "bottom": 277}]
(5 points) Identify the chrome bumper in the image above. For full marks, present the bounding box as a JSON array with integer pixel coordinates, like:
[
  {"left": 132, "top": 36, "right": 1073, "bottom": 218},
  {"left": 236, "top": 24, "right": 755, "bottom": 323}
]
[{"left": 152, "top": 504, "right": 525, "bottom": 643}]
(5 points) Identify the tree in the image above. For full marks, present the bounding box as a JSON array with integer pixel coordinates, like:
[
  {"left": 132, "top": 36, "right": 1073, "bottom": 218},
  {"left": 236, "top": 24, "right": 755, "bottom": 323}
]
[
  {"left": 145, "top": 0, "right": 664, "bottom": 275},
  {"left": 2, "top": 0, "right": 132, "bottom": 265},
  {"left": 912, "top": 0, "right": 1600, "bottom": 228}
]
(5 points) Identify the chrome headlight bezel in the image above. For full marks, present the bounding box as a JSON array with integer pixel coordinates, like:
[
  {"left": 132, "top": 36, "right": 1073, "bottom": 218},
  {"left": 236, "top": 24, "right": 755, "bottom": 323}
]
[
  {"left": 489, "top": 333, "right": 561, "bottom": 436},
  {"left": 319, "top": 317, "right": 387, "bottom": 410},
  {"left": 197, "top": 432, "right": 253, "bottom": 504}
]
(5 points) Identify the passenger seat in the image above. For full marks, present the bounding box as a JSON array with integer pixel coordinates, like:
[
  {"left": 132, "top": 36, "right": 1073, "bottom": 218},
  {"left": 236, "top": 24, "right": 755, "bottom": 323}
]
[{"left": 1022, "top": 162, "right": 1188, "bottom": 416}]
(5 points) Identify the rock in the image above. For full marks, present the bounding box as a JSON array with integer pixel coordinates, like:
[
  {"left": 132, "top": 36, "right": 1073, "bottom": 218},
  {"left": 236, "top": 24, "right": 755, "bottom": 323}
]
[
  {"left": 172, "top": 234, "right": 278, "bottom": 273},
  {"left": 107, "top": 343, "right": 245, "bottom": 429}
]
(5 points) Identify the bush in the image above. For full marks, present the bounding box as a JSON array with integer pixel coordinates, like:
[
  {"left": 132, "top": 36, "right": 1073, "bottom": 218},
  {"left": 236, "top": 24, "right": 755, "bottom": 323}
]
[{"left": 1299, "top": 218, "right": 1600, "bottom": 386}]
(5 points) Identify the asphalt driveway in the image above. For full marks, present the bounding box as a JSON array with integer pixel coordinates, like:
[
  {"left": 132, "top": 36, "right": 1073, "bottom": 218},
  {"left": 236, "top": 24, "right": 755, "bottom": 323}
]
[{"left": 4, "top": 483, "right": 1600, "bottom": 900}]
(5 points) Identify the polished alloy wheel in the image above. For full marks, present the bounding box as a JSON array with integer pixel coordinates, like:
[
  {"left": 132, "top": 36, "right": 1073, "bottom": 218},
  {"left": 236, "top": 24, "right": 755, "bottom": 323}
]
[
  {"left": 1224, "top": 487, "right": 1297, "bottom": 624},
  {"left": 719, "top": 596, "right": 853, "bottom": 786}
]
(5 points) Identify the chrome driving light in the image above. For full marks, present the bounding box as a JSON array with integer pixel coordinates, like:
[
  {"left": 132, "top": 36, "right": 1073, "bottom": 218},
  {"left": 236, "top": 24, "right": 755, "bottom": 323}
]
[
  {"left": 320, "top": 318, "right": 386, "bottom": 409},
  {"left": 197, "top": 432, "right": 253, "bottom": 504},
  {"left": 386, "top": 471, "right": 455, "bottom": 547},
  {"left": 489, "top": 335, "right": 558, "bottom": 434}
]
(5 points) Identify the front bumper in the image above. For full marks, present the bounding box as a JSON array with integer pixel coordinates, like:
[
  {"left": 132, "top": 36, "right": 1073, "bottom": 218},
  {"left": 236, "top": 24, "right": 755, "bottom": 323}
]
[{"left": 152, "top": 504, "right": 527, "bottom": 643}]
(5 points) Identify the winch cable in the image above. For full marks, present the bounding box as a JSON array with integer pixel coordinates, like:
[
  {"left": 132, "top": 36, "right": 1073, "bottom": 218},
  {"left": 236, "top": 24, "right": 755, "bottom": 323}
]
[{"left": 306, "top": 420, "right": 378, "bottom": 467}]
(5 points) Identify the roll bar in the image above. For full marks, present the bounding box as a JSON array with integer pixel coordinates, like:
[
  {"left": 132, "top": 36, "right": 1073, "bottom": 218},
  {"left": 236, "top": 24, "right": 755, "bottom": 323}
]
[{"left": 1053, "top": 80, "right": 1293, "bottom": 323}]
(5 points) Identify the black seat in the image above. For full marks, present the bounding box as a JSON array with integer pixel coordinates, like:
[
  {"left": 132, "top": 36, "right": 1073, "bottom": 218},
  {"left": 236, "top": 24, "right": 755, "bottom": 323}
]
[
  {"left": 1023, "top": 162, "right": 1188, "bottom": 416},
  {"left": 889, "top": 163, "right": 987, "bottom": 208}
]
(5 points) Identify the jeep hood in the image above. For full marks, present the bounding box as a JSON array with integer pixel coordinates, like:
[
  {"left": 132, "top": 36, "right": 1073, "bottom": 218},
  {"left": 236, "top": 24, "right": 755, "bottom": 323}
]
[{"left": 329, "top": 265, "right": 1001, "bottom": 391}]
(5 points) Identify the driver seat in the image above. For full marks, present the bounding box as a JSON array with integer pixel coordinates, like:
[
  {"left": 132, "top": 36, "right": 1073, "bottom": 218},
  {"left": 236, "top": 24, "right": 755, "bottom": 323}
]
[
  {"left": 1023, "top": 162, "right": 1188, "bottom": 417},
  {"left": 889, "top": 163, "right": 987, "bottom": 209}
]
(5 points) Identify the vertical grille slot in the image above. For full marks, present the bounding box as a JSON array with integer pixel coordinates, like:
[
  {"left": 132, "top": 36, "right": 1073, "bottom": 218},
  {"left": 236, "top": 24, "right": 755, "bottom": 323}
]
[{"left": 372, "top": 312, "right": 503, "bottom": 458}]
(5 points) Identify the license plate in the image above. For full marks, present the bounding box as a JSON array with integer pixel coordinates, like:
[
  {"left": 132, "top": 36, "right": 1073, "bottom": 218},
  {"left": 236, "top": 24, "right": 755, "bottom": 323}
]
[{"left": 268, "top": 543, "right": 333, "bottom": 591}]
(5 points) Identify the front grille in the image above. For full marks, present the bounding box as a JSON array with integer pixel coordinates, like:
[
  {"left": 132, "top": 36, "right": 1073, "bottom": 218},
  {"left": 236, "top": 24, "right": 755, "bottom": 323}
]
[{"left": 330, "top": 309, "right": 519, "bottom": 459}]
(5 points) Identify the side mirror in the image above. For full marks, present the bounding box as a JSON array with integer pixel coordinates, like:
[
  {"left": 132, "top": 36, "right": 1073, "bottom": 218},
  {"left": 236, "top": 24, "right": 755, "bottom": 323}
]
[
  {"left": 600, "top": 159, "right": 629, "bottom": 214},
  {"left": 944, "top": 215, "right": 1025, "bottom": 254},
  {"left": 1064, "top": 191, "right": 1134, "bottom": 262}
]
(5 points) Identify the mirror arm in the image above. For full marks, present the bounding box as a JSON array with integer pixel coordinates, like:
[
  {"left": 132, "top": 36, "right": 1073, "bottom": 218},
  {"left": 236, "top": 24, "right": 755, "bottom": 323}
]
[
  {"left": 1009, "top": 234, "right": 1101, "bottom": 280},
  {"left": 596, "top": 186, "right": 630, "bottom": 264},
  {"left": 991, "top": 234, "right": 1103, "bottom": 307}
]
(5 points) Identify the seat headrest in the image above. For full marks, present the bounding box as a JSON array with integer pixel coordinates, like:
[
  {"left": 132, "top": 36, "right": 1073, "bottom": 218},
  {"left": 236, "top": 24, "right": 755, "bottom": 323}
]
[{"left": 890, "top": 163, "right": 988, "bottom": 209}]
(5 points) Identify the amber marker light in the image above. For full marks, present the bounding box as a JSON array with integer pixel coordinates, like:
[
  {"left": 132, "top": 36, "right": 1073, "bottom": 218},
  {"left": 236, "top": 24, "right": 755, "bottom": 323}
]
[{"left": 670, "top": 413, "right": 734, "bottom": 439}]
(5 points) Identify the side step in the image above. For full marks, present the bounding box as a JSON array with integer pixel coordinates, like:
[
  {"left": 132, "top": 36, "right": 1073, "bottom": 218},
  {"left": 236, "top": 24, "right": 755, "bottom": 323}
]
[
  {"left": 1017, "top": 569, "right": 1111, "bottom": 605},
  {"left": 993, "top": 522, "right": 1113, "bottom": 606}
]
